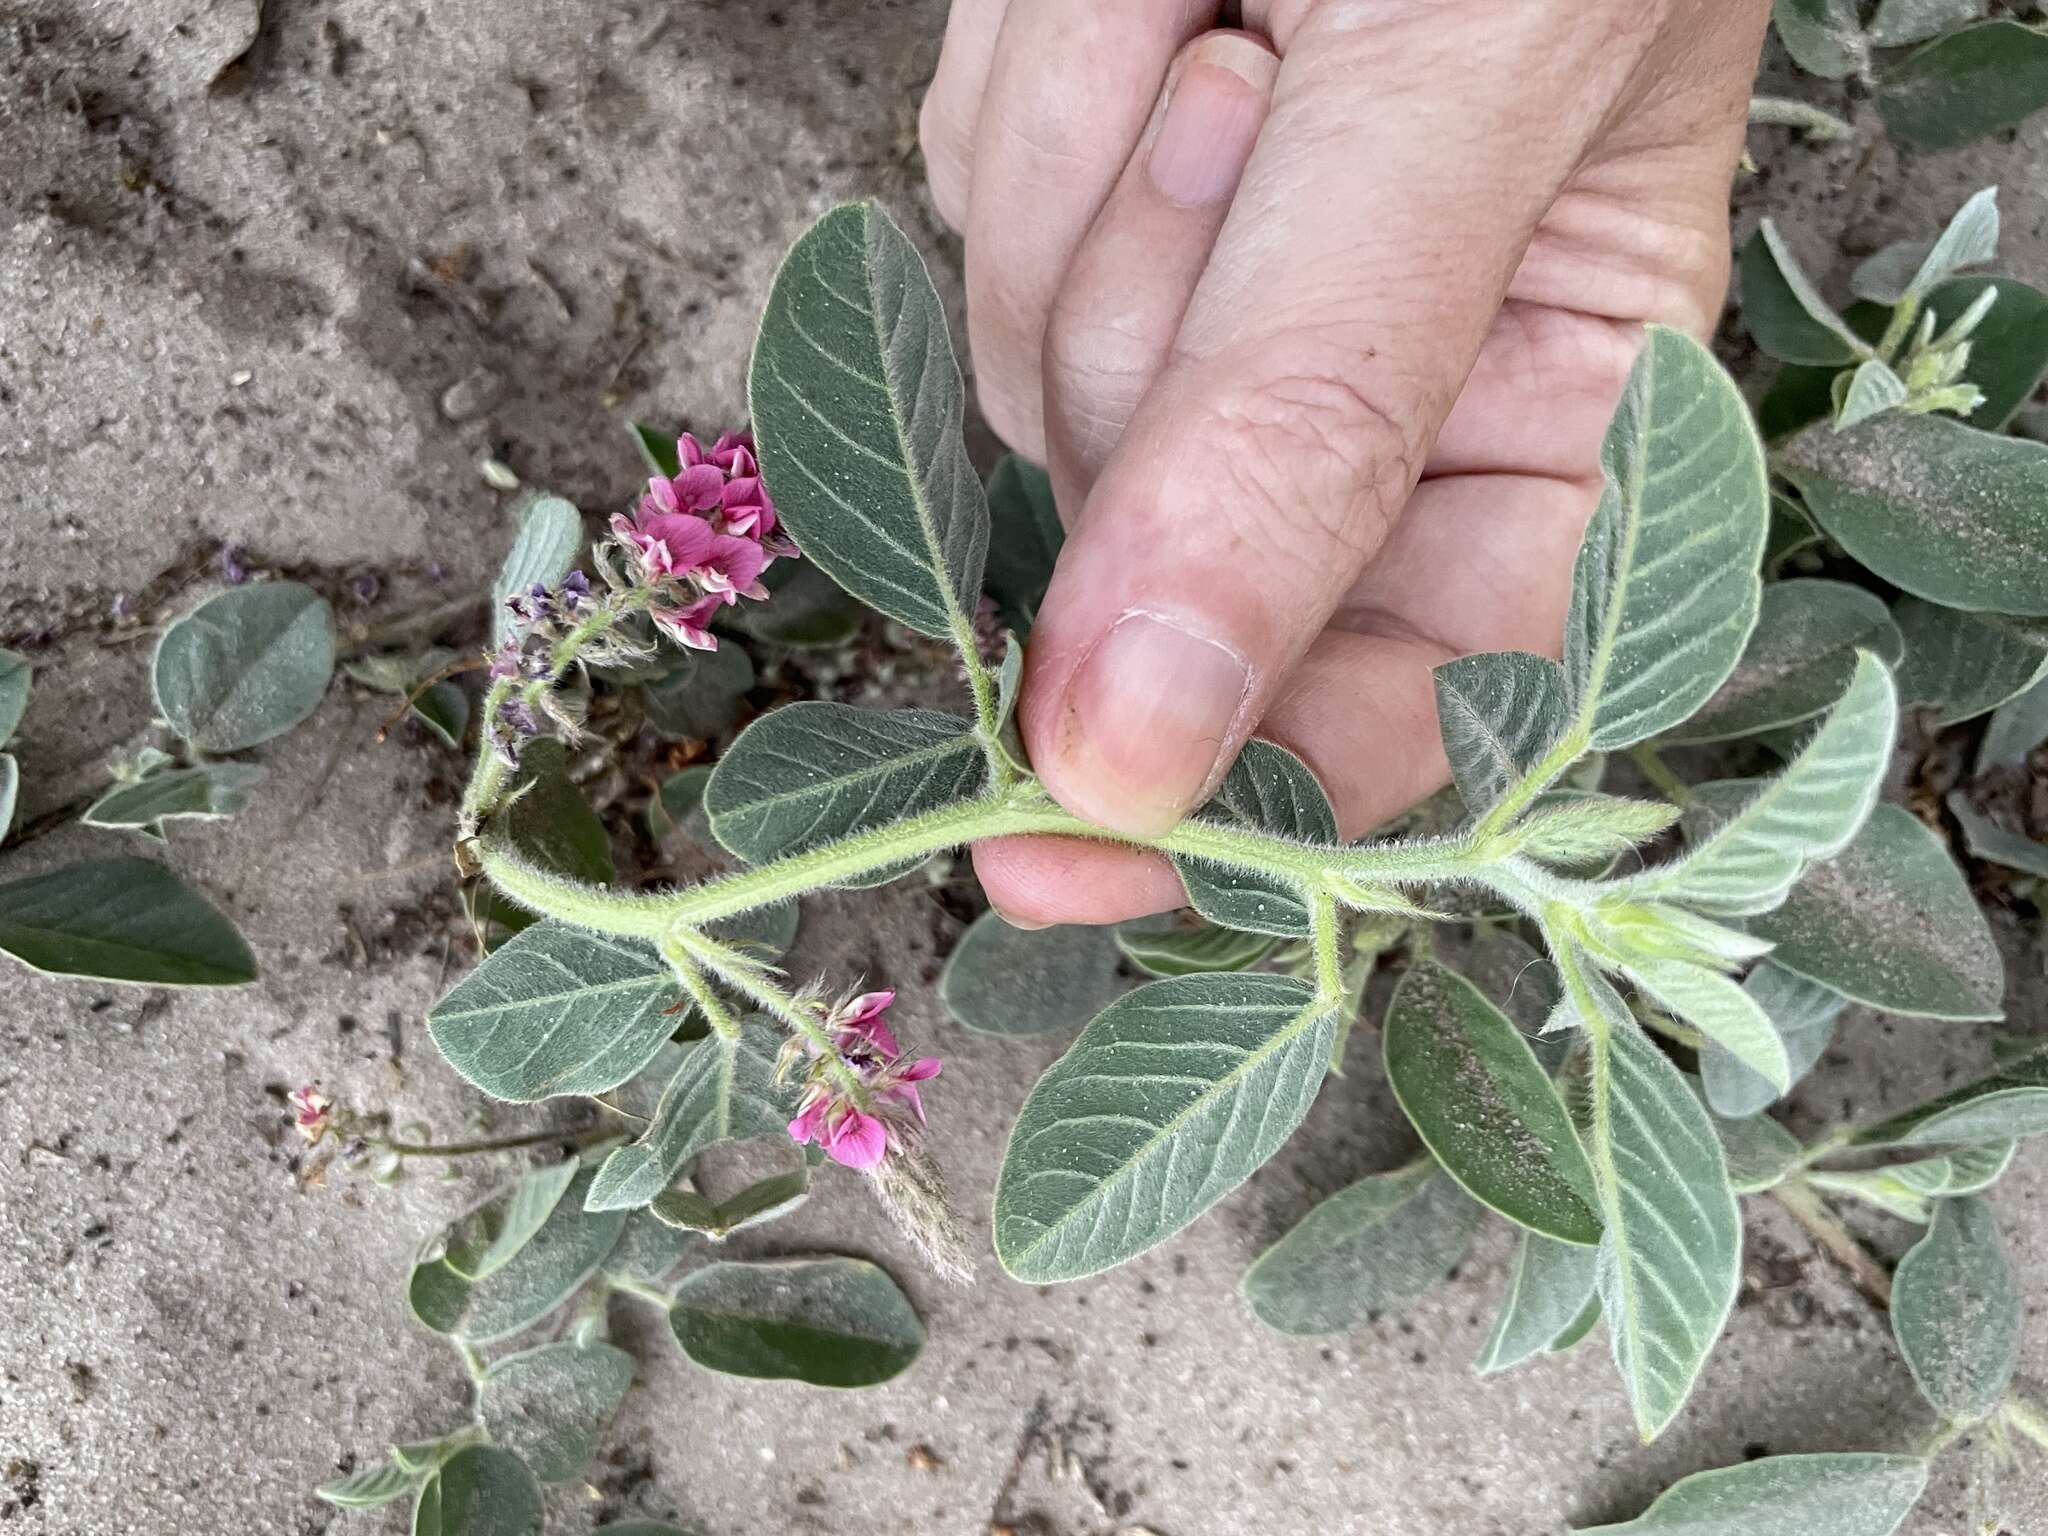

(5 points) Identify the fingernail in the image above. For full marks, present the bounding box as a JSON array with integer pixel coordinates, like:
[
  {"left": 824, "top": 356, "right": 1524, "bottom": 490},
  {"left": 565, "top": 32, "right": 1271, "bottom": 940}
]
[
  {"left": 1058, "top": 611, "right": 1250, "bottom": 837},
  {"left": 1147, "top": 49, "right": 1268, "bottom": 209}
]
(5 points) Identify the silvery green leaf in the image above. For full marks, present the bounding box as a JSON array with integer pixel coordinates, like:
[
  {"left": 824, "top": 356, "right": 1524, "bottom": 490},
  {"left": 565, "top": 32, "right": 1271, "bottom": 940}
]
[
  {"left": 1930, "top": 275, "right": 2048, "bottom": 430},
  {"left": 1779, "top": 414, "right": 2048, "bottom": 616},
  {"left": 749, "top": 201, "right": 988, "bottom": 644},
  {"left": 647, "top": 765, "right": 712, "bottom": 839},
  {"left": 1700, "top": 962, "right": 1844, "bottom": 1119},
  {"left": 1878, "top": 20, "right": 2048, "bottom": 150},
  {"left": 477, "top": 1338, "right": 634, "bottom": 1482},
  {"left": 1851, "top": 241, "right": 1935, "bottom": 308},
  {"left": 1631, "top": 653, "right": 1894, "bottom": 917},
  {"left": 0, "top": 857, "right": 256, "bottom": 986},
  {"left": 442, "top": 1160, "right": 578, "bottom": 1281},
  {"left": 1569, "top": 1452, "right": 1928, "bottom": 1536},
  {"left": 1564, "top": 328, "right": 1768, "bottom": 750},
  {"left": 1854, "top": 1043, "right": 2048, "bottom": 1148},
  {"left": 737, "top": 557, "right": 865, "bottom": 648},
  {"left": 1582, "top": 973, "right": 1740, "bottom": 1441},
  {"left": 492, "top": 494, "right": 582, "bottom": 646},
  {"left": 1465, "top": 928, "right": 1562, "bottom": 1036},
  {"left": 1628, "top": 960, "right": 1791, "bottom": 1093},
  {"left": 1242, "top": 1162, "right": 1482, "bottom": 1335},
  {"left": 1474, "top": 1232, "right": 1601, "bottom": 1375},
  {"left": 428, "top": 923, "right": 678, "bottom": 1103},
  {"left": 995, "top": 972, "right": 1337, "bottom": 1282},
  {"left": 0, "top": 647, "right": 29, "bottom": 746},
  {"left": 1891, "top": 1194, "right": 2019, "bottom": 1422},
  {"left": 1549, "top": 1293, "right": 1604, "bottom": 1354},
  {"left": 408, "top": 1167, "right": 627, "bottom": 1343},
  {"left": 584, "top": 1022, "right": 794, "bottom": 1212},
  {"left": 152, "top": 582, "right": 336, "bottom": 752},
  {"left": 1383, "top": 962, "right": 1600, "bottom": 1245},
  {"left": 413, "top": 1445, "right": 542, "bottom": 1536},
  {"left": 1514, "top": 795, "right": 1679, "bottom": 868},
  {"left": 81, "top": 763, "right": 264, "bottom": 831},
  {"left": 641, "top": 642, "right": 754, "bottom": 740},
  {"left": 1433, "top": 650, "right": 1568, "bottom": 815},
  {"left": 982, "top": 454, "right": 1063, "bottom": 637},
  {"left": 1710, "top": 1108, "right": 1805, "bottom": 1194},
  {"left": 1893, "top": 599, "right": 2048, "bottom": 727},
  {"left": 411, "top": 680, "right": 469, "bottom": 748},
  {"left": 667, "top": 1257, "right": 924, "bottom": 1386},
  {"left": 1173, "top": 739, "right": 1337, "bottom": 938},
  {"left": 1836, "top": 360, "right": 1907, "bottom": 432},
  {"left": 1977, "top": 672, "right": 2048, "bottom": 772},
  {"left": 1806, "top": 1168, "right": 1934, "bottom": 1222},
  {"left": 705, "top": 702, "right": 984, "bottom": 867},
  {"left": 1113, "top": 915, "right": 1277, "bottom": 977},
  {"left": 1853, "top": 188, "right": 1999, "bottom": 306},
  {"left": 1868, "top": 0, "right": 1987, "bottom": 49},
  {"left": 941, "top": 910, "right": 1125, "bottom": 1037},
  {"left": 501, "top": 740, "right": 615, "bottom": 885},
  {"left": 0, "top": 754, "right": 15, "bottom": 843},
  {"left": 651, "top": 1167, "right": 810, "bottom": 1240},
  {"left": 1664, "top": 580, "right": 1903, "bottom": 745},
  {"left": 629, "top": 421, "right": 681, "bottom": 477},
  {"left": 602, "top": 1205, "right": 696, "bottom": 1285},
  {"left": 1891, "top": 1140, "right": 2016, "bottom": 1196},
  {"left": 316, "top": 1457, "right": 420, "bottom": 1509},
  {"left": 1739, "top": 221, "right": 1868, "bottom": 365},
  {"left": 1773, "top": 0, "right": 1865, "bottom": 79},
  {"left": 1947, "top": 792, "right": 2048, "bottom": 879},
  {"left": 1751, "top": 802, "right": 2003, "bottom": 1020}
]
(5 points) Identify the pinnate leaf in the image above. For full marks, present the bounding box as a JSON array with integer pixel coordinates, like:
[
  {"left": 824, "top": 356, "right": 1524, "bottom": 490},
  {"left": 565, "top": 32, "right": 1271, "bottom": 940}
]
[
  {"left": 1853, "top": 1042, "right": 2048, "bottom": 1148},
  {"left": 1569, "top": 1452, "right": 1928, "bottom": 1536},
  {"left": 667, "top": 1257, "right": 923, "bottom": 1387},
  {"left": 442, "top": 1160, "right": 578, "bottom": 1281},
  {"left": 1629, "top": 961, "right": 1791, "bottom": 1094},
  {"left": 1699, "top": 962, "right": 1844, "bottom": 1119},
  {"left": 413, "top": 1445, "right": 543, "bottom": 1536},
  {"left": 1114, "top": 914, "right": 1277, "bottom": 977},
  {"left": 152, "top": 582, "right": 335, "bottom": 752},
  {"left": 316, "top": 1457, "right": 419, "bottom": 1509},
  {"left": 408, "top": 1166, "right": 626, "bottom": 1343}
]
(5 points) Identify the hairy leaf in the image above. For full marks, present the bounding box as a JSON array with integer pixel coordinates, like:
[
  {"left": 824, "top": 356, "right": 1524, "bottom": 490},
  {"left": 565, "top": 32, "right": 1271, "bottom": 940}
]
[
  {"left": 1433, "top": 650, "right": 1568, "bottom": 814},
  {"left": 640, "top": 643, "right": 754, "bottom": 740},
  {"left": 1869, "top": 0, "right": 1985, "bottom": 48},
  {"left": 1853, "top": 1043, "right": 2048, "bottom": 1148},
  {"left": 652, "top": 1167, "right": 811, "bottom": 1240},
  {"left": 492, "top": 495, "right": 582, "bottom": 647},
  {"left": 629, "top": 421, "right": 681, "bottom": 478},
  {"left": 1114, "top": 915, "right": 1277, "bottom": 977},
  {"left": 1710, "top": 1108, "right": 1805, "bottom": 1194},
  {"left": 1173, "top": 739, "right": 1338, "bottom": 938},
  {"left": 1891, "top": 599, "right": 2048, "bottom": 727},
  {"left": 737, "top": 557, "right": 866, "bottom": 648},
  {"left": 1242, "top": 1162, "right": 1481, "bottom": 1335},
  {"left": 749, "top": 201, "right": 988, "bottom": 642},
  {"left": 941, "top": 911, "right": 1125, "bottom": 1037},
  {"left": 602, "top": 1205, "right": 697, "bottom": 1285},
  {"left": 1700, "top": 962, "right": 1845, "bottom": 1119},
  {"left": 1948, "top": 792, "right": 2048, "bottom": 879},
  {"left": 153, "top": 582, "right": 336, "bottom": 752},
  {"left": 647, "top": 764, "right": 712, "bottom": 839},
  {"left": 315, "top": 1458, "right": 419, "bottom": 1509},
  {"left": 1835, "top": 359, "right": 1907, "bottom": 429},
  {"left": 0, "top": 648, "right": 30, "bottom": 747},
  {"left": 995, "top": 973, "right": 1336, "bottom": 1283},
  {"left": 478, "top": 1339, "right": 635, "bottom": 1482},
  {"left": 1475, "top": 1232, "right": 1602, "bottom": 1375},
  {"left": 414, "top": 1445, "right": 543, "bottom": 1536},
  {"left": 0, "top": 755, "right": 14, "bottom": 842},
  {"left": 1629, "top": 961, "right": 1791, "bottom": 1093},
  {"left": 442, "top": 1161, "right": 579, "bottom": 1282},
  {"left": 408, "top": 1167, "right": 626, "bottom": 1343},
  {"left": 667, "top": 1257, "right": 923, "bottom": 1386},
  {"left": 1739, "top": 221, "right": 1866, "bottom": 365},
  {"left": 1891, "top": 1195, "right": 2019, "bottom": 1422},
  {"left": 982, "top": 454, "right": 1063, "bottom": 637},
  {"left": 1932, "top": 275, "right": 2048, "bottom": 430},
  {"left": 1570, "top": 1452, "right": 1928, "bottom": 1536},
  {"left": 0, "top": 857, "right": 256, "bottom": 986},
  {"left": 1773, "top": 0, "right": 1864, "bottom": 79},
  {"left": 1878, "top": 20, "right": 2048, "bottom": 150},
  {"left": 1515, "top": 795, "right": 1680, "bottom": 868},
  {"left": 1978, "top": 672, "right": 2048, "bottom": 772}
]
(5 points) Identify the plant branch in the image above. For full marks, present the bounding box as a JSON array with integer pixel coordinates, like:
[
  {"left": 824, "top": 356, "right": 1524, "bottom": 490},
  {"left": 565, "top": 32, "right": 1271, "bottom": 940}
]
[
  {"left": 1746, "top": 95, "right": 1854, "bottom": 141},
  {"left": 375, "top": 1122, "right": 622, "bottom": 1160},
  {"left": 1771, "top": 1177, "right": 1894, "bottom": 1309}
]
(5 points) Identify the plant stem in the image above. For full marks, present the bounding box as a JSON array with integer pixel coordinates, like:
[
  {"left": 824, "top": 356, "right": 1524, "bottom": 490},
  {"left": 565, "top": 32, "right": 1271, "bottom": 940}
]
[
  {"left": 1629, "top": 744, "right": 1692, "bottom": 806},
  {"left": 2004, "top": 1395, "right": 2048, "bottom": 1453},
  {"left": 662, "top": 940, "right": 741, "bottom": 1043},
  {"left": 1310, "top": 892, "right": 1344, "bottom": 1003},
  {"left": 377, "top": 1123, "right": 619, "bottom": 1160},
  {"left": 610, "top": 1275, "right": 675, "bottom": 1310},
  {"left": 1771, "top": 1177, "right": 1894, "bottom": 1309},
  {"left": 670, "top": 926, "right": 870, "bottom": 1105},
  {"left": 1746, "top": 95, "right": 1854, "bottom": 141}
]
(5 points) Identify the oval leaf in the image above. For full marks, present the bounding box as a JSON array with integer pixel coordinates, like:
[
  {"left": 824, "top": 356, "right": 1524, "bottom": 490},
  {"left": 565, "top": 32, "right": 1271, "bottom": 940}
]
[
  {"left": 1854, "top": 1043, "right": 2048, "bottom": 1149},
  {"left": 1172, "top": 739, "right": 1338, "bottom": 938},
  {"left": 442, "top": 1160, "right": 578, "bottom": 1282},
  {"left": 478, "top": 1338, "right": 635, "bottom": 1483},
  {"left": 749, "top": 201, "right": 988, "bottom": 643},
  {"left": 1738, "top": 221, "right": 1867, "bottom": 366},
  {"left": 415, "top": 1445, "right": 542, "bottom": 1536},
  {"left": 1877, "top": 19, "right": 2048, "bottom": 150},
  {"left": 316, "top": 1458, "right": 419, "bottom": 1509},
  {"left": 152, "top": 582, "right": 335, "bottom": 752},
  {"left": 982, "top": 454, "right": 1063, "bottom": 637},
  {"left": 0, "top": 857, "right": 256, "bottom": 986},
  {"left": 1475, "top": 1232, "right": 1602, "bottom": 1376},
  {"left": 1978, "top": 671, "right": 2048, "bottom": 772},
  {"left": 1699, "top": 962, "right": 1845, "bottom": 1120},
  {"left": 1383, "top": 962, "right": 1600, "bottom": 1245},
  {"left": 667, "top": 1257, "right": 923, "bottom": 1387},
  {"left": 1891, "top": 1194, "right": 2020, "bottom": 1422},
  {"left": 1891, "top": 599, "right": 2048, "bottom": 727},
  {"left": 995, "top": 972, "right": 1336, "bottom": 1283},
  {"left": 1948, "top": 792, "right": 2048, "bottom": 880},
  {"left": 1570, "top": 1452, "right": 1928, "bottom": 1536},
  {"left": 408, "top": 1167, "right": 626, "bottom": 1344},
  {"left": 941, "top": 910, "right": 1125, "bottom": 1037},
  {"left": 1629, "top": 961, "right": 1791, "bottom": 1095},
  {"left": 736, "top": 557, "right": 865, "bottom": 648},
  {"left": 1113, "top": 914, "right": 1277, "bottom": 978},
  {"left": 1434, "top": 650, "right": 1569, "bottom": 815},
  {"left": 493, "top": 495, "right": 582, "bottom": 646}
]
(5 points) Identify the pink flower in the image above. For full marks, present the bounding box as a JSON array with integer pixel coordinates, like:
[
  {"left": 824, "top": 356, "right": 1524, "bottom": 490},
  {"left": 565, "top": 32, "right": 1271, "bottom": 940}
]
[
  {"left": 788, "top": 1098, "right": 890, "bottom": 1170},
  {"left": 288, "top": 1085, "right": 333, "bottom": 1145},
  {"left": 650, "top": 591, "right": 727, "bottom": 651},
  {"left": 782, "top": 988, "right": 942, "bottom": 1170},
  {"left": 830, "top": 990, "right": 900, "bottom": 1057}
]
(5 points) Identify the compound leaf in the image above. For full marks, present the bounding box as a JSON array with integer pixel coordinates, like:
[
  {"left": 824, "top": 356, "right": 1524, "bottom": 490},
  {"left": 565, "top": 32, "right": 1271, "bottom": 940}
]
[
  {"left": 1475, "top": 1232, "right": 1602, "bottom": 1375},
  {"left": 1878, "top": 20, "right": 2048, "bottom": 150},
  {"left": 477, "top": 1338, "right": 635, "bottom": 1483},
  {"left": 1172, "top": 739, "right": 1338, "bottom": 938},
  {"left": 1434, "top": 650, "right": 1568, "bottom": 815}
]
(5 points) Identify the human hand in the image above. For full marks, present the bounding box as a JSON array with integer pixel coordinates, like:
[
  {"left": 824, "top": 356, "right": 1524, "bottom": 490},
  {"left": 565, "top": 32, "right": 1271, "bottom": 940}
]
[{"left": 919, "top": 0, "right": 1770, "bottom": 925}]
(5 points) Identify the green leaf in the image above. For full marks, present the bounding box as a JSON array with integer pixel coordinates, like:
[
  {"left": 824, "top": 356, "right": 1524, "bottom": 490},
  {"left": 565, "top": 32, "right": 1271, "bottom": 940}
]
[
  {"left": 442, "top": 1160, "right": 579, "bottom": 1281},
  {"left": 1564, "top": 328, "right": 1769, "bottom": 750},
  {"left": 411, "top": 680, "right": 470, "bottom": 748},
  {"left": 749, "top": 201, "right": 988, "bottom": 644},
  {"left": 1569, "top": 1452, "right": 1929, "bottom": 1536},
  {"left": 1835, "top": 359, "right": 1908, "bottom": 429},
  {"left": 493, "top": 495, "right": 582, "bottom": 647},
  {"left": 428, "top": 923, "right": 679, "bottom": 1103},
  {"left": 1855, "top": 1043, "right": 2048, "bottom": 1148},
  {"left": 408, "top": 1167, "right": 627, "bottom": 1343},
  {"left": 737, "top": 557, "right": 865, "bottom": 649},
  {"left": 1891, "top": 1194, "right": 2019, "bottom": 1422},
  {"left": 1664, "top": 581, "right": 1902, "bottom": 746},
  {"left": 1893, "top": 1140, "right": 2017, "bottom": 1196},
  {"left": 152, "top": 582, "right": 336, "bottom": 752},
  {"left": 1699, "top": 962, "right": 1844, "bottom": 1119},
  {"left": 1242, "top": 1162, "right": 1481, "bottom": 1335},
  {"left": 81, "top": 763, "right": 264, "bottom": 832},
  {"left": 1977, "top": 671, "right": 2048, "bottom": 771},
  {"left": 941, "top": 910, "right": 1125, "bottom": 1037},
  {"left": 1383, "top": 962, "right": 1600, "bottom": 1245},
  {"left": 1948, "top": 792, "right": 2048, "bottom": 879},
  {"left": 1805, "top": 1167, "right": 1935, "bottom": 1222},
  {"left": 502, "top": 739, "right": 615, "bottom": 885},
  {"left": 477, "top": 1338, "right": 635, "bottom": 1483},
  {"left": 629, "top": 420, "right": 681, "bottom": 478},
  {"left": 1852, "top": 188, "right": 1999, "bottom": 305},
  {"left": 0, "top": 857, "right": 256, "bottom": 986},
  {"left": 647, "top": 765, "right": 712, "bottom": 839},
  {"left": 1515, "top": 795, "right": 1680, "bottom": 868},
  {"left": 705, "top": 702, "right": 984, "bottom": 867},
  {"left": 1774, "top": 0, "right": 1865, "bottom": 79},
  {"left": 1549, "top": 1293, "right": 1604, "bottom": 1355},
  {"left": 0, "top": 648, "right": 30, "bottom": 747},
  {"left": 667, "top": 1257, "right": 924, "bottom": 1387},
  {"left": 1475, "top": 1232, "right": 1602, "bottom": 1375},
  {"left": 413, "top": 1445, "right": 543, "bottom": 1536},
  {"left": 1433, "top": 650, "right": 1568, "bottom": 815},
  {"left": 1632, "top": 654, "right": 1894, "bottom": 916},
  {"left": 1892, "top": 599, "right": 2048, "bottom": 727},
  {"left": 1932, "top": 275, "right": 2048, "bottom": 430},
  {"left": 1113, "top": 915, "right": 1277, "bottom": 977},
  {"left": 1878, "top": 20, "right": 2048, "bottom": 150},
  {"left": 982, "top": 454, "right": 1063, "bottom": 637},
  {"left": 1582, "top": 975, "right": 1741, "bottom": 1441},
  {"left": 603, "top": 1205, "right": 697, "bottom": 1285},
  {"left": 1629, "top": 961, "right": 1791, "bottom": 1093},
  {"left": 652, "top": 1166, "right": 812, "bottom": 1240},
  {"left": 1711, "top": 1108, "right": 1805, "bottom": 1194},
  {"left": 1869, "top": 0, "right": 1986, "bottom": 48},
  {"left": 1172, "top": 739, "right": 1338, "bottom": 938},
  {"left": 995, "top": 973, "right": 1337, "bottom": 1282},
  {"left": 1751, "top": 802, "right": 2004, "bottom": 1020},
  {"left": 596, "top": 1526, "right": 690, "bottom": 1536},
  {"left": 641, "top": 643, "right": 755, "bottom": 741},
  {"left": 316, "top": 1458, "right": 420, "bottom": 1509},
  {"left": 584, "top": 1022, "right": 795, "bottom": 1212},
  {"left": 1739, "top": 223, "right": 1867, "bottom": 366},
  {"left": 1780, "top": 413, "right": 2048, "bottom": 617},
  {"left": 0, "top": 755, "right": 16, "bottom": 843}
]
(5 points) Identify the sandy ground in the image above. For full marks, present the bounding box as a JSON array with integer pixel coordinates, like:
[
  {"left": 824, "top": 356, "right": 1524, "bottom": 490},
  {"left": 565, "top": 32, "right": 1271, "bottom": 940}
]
[{"left": 1, "top": 2, "right": 2045, "bottom": 1532}]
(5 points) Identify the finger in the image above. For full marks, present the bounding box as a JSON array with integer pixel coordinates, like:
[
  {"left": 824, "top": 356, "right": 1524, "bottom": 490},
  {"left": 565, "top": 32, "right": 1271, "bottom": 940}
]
[
  {"left": 1042, "top": 29, "right": 1279, "bottom": 512},
  {"left": 964, "top": 0, "right": 1212, "bottom": 458},
  {"left": 919, "top": 0, "right": 1011, "bottom": 232},
  {"left": 973, "top": 836, "right": 1184, "bottom": 929},
  {"left": 1019, "top": 4, "right": 1660, "bottom": 838}
]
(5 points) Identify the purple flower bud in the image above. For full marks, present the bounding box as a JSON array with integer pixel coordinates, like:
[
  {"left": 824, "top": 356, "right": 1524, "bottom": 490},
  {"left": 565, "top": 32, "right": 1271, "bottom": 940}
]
[{"left": 218, "top": 544, "right": 250, "bottom": 585}]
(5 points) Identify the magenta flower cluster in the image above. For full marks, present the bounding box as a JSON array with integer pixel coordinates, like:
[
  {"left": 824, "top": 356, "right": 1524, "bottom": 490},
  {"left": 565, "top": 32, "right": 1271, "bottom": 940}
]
[
  {"left": 610, "top": 432, "right": 795, "bottom": 650},
  {"left": 783, "top": 991, "right": 942, "bottom": 1170}
]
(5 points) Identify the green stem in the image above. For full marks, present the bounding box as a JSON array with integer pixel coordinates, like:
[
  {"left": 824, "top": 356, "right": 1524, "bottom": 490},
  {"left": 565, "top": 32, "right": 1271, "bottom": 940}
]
[
  {"left": 1471, "top": 727, "right": 1590, "bottom": 847},
  {"left": 1629, "top": 744, "right": 1691, "bottom": 806},
  {"left": 378, "top": 1123, "right": 620, "bottom": 1160},
  {"left": 1309, "top": 892, "right": 1344, "bottom": 1003},
  {"left": 1913, "top": 1419, "right": 1969, "bottom": 1460},
  {"left": 662, "top": 940, "right": 741, "bottom": 1043},
  {"left": 2004, "top": 1395, "right": 2048, "bottom": 1453},
  {"left": 610, "top": 1275, "right": 675, "bottom": 1310},
  {"left": 1772, "top": 1177, "right": 1894, "bottom": 1309},
  {"left": 669, "top": 926, "right": 870, "bottom": 1106},
  {"left": 1746, "top": 95, "right": 1854, "bottom": 141}
]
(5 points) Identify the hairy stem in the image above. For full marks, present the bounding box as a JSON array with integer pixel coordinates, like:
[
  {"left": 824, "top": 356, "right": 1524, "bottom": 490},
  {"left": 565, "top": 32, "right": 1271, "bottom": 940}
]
[
  {"left": 1772, "top": 1177, "right": 1894, "bottom": 1309},
  {"left": 1746, "top": 95, "right": 1854, "bottom": 141},
  {"left": 377, "top": 1122, "right": 622, "bottom": 1160}
]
